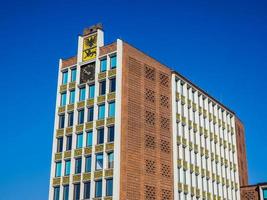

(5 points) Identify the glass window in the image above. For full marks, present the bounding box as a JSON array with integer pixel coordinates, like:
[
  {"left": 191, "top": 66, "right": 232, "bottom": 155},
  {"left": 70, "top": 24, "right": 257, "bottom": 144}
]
[
  {"left": 65, "top": 160, "right": 71, "bottom": 176},
  {"left": 108, "top": 126, "right": 114, "bottom": 142},
  {"left": 106, "top": 178, "right": 113, "bottom": 196},
  {"left": 62, "top": 71, "right": 68, "bottom": 84},
  {"left": 95, "top": 153, "right": 103, "bottom": 170},
  {"left": 75, "top": 158, "right": 82, "bottom": 174},
  {"left": 55, "top": 162, "right": 62, "bottom": 177},
  {"left": 108, "top": 102, "right": 115, "bottom": 117},
  {"left": 78, "top": 109, "right": 84, "bottom": 124},
  {"left": 85, "top": 156, "right": 91, "bottom": 172},
  {"left": 59, "top": 114, "right": 65, "bottom": 129},
  {"left": 110, "top": 55, "right": 117, "bottom": 69},
  {"left": 99, "top": 80, "right": 106, "bottom": 95},
  {"left": 98, "top": 104, "right": 105, "bottom": 119},
  {"left": 53, "top": 186, "right": 60, "bottom": 200},
  {"left": 79, "top": 87, "right": 86, "bottom": 101},
  {"left": 68, "top": 112, "right": 74, "bottom": 127},
  {"left": 95, "top": 180, "right": 102, "bottom": 197},
  {"left": 109, "top": 78, "right": 116, "bottom": 92},
  {"left": 263, "top": 189, "right": 267, "bottom": 199},
  {"left": 71, "top": 68, "right": 77, "bottom": 82},
  {"left": 73, "top": 183, "right": 80, "bottom": 200},
  {"left": 86, "top": 131, "right": 93, "bottom": 147},
  {"left": 60, "top": 92, "right": 67, "bottom": 106},
  {"left": 84, "top": 182, "right": 91, "bottom": 199},
  {"left": 88, "top": 107, "right": 94, "bottom": 122},
  {"left": 57, "top": 137, "right": 63, "bottom": 153},
  {"left": 69, "top": 90, "right": 75, "bottom": 104},
  {"left": 100, "top": 58, "right": 107, "bottom": 72},
  {"left": 76, "top": 133, "right": 83, "bottom": 149},
  {"left": 89, "top": 84, "right": 95, "bottom": 99},
  {"left": 97, "top": 128, "right": 104, "bottom": 144},
  {"left": 63, "top": 185, "right": 69, "bottom": 200},
  {"left": 107, "top": 152, "right": 114, "bottom": 169},
  {"left": 66, "top": 135, "right": 72, "bottom": 151}
]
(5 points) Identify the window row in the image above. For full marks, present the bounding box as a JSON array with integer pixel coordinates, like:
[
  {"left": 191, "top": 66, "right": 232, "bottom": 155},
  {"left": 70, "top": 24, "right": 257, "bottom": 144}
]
[
  {"left": 55, "top": 151, "right": 114, "bottom": 177},
  {"left": 61, "top": 55, "right": 117, "bottom": 85},
  {"left": 56, "top": 126, "right": 114, "bottom": 152},
  {"left": 53, "top": 178, "right": 113, "bottom": 200},
  {"left": 60, "top": 77, "right": 116, "bottom": 106},
  {"left": 58, "top": 102, "right": 115, "bottom": 129}
]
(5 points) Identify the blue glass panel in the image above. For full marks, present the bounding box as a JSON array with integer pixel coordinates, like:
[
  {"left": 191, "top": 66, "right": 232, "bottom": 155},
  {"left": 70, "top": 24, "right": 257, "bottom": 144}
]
[
  {"left": 71, "top": 68, "right": 77, "bottom": 82},
  {"left": 95, "top": 180, "right": 102, "bottom": 197},
  {"left": 54, "top": 187, "right": 60, "bottom": 200},
  {"left": 85, "top": 156, "right": 91, "bottom": 172},
  {"left": 108, "top": 102, "right": 115, "bottom": 117},
  {"left": 100, "top": 59, "right": 107, "bottom": 72},
  {"left": 62, "top": 71, "right": 68, "bottom": 84},
  {"left": 89, "top": 84, "right": 95, "bottom": 99},
  {"left": 96, "top": 154, "right": 103, "bottom": 170},
  {"left": 76, "top": 133, "right": 83, "bottom": 148},
  {"left": 98, "top": 105, "right": 105, "bottom": 119},
  {"left": 79, "top": 87, "right": 86, "bottom": 101},
  {"left": 61, "top": 92, "right": 67, "bottom": 106},
  {"left": 65, "top": 160, "right": 71, "bottom": 175},
  {"left": 110, "top": 55, "right": 117, "bottom": 69},
  {"left": 86, "top": 131, "right": 93, "bottom": 147},
  {"left": 263, "top": 189, "right": 267, "bottom": 198},
  {"left": 55, "top": 162, "right": 62, "bottom": 177},
  {"left": 69, "top": 90, "right": 75, "bottom": 104},
  {"left": 63, "top": 185, "right": 69, "bottom": 200},
  {"left": 106, "top": 179, "right": 113, "bottom": 196}
]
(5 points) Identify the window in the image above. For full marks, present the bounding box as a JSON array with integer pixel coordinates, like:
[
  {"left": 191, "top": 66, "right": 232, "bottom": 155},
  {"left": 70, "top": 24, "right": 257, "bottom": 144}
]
[
  {"left": 65, "top": 160, "right": 71, "bottom": 176},
  {"left": 59, "top": 114, "right": 65, "bottom": 129},
  {"left": 79, "top": 87, "right": 86, "bottom": 101},
  {"left": 89, "top": 84, "right": 95, "bottom": 99},
  {"left": 63, "top": 185, "right": 69, "bottom": 200},
  {"left": 62, "top": 71, "right": 68, "bottom": 84},
  {"left": 110, "top": 55, "right": 117, "bottom": 69},
  {"left": 95, "top": 153, "right": 103, "bottom": 170},
  {"left": 68, "top": 112, "right": 74, "bottom": 127},
  {"left": 107, "top": 126, "right": 114, "bottom": 142},
  {"left": 106, "top": 178, "right": 113, "bottom": 196},
  {"left": 97, "top": 128, "right": 104, "bottom": 144},
  {"left": 85, "top": 156, "right": 91, "bottom": 172},
  {"left": 108, "top": 102, "right": 115, "bottom": 117},
  {"left": 53, "top": 186, "right": 60, "bottom": 200},
  {"left": 263, "top": 189, "right": 267, "bottom": 200},
  {"left": 99, "top": 80, "right": 106, "bottom": 95},
  {"left": 87, "top": 107, "right": 94, "bottom": 122},
  {"left": 98, "top": 104, "right": 105, "bottom": 119},
  {"left": 86, "top": 131, "right": 93, "bottom": 147},
  {"left": 66, "top": 135, "right": 72, "bottom": 151},
  {"left": 76, "top": 133, "right": 83, "bottom": 149},
  {"left": 75, "top": 158, "right": 82, "bottom": 174},
  {"left": 95, "top": 180, "right": 102, "bottom": 197},
  {"left": 109, "top": 78, "right": 116, "bottom": 92},
  {"left": 107, "top": 152, "right": 114, "bottom": 169},
  {"left": 56, "top": 137, "right": 63, "bottom": 153},
  {"left": 100, "top": 58, "right": 107, "bottom": 72},
  {"left": 73, "top": 183, "right": 80, "bottom": 200},
  {"left": 60, "top": 92, "right": 67, "bottom": 106},
  {"left": 69, "top": 90, "right": 75, "bottom": 104},
  {"left": 78, "top": 109, "right": 84, "bottom": 124},
  {"left": 84, "top": 182, "right": 91, "bottom": 199},
  {"left": 55, "top": 162, "right": 62, "bottom": 177},
  {"left": 71, "top": 68, "right": 77, "bottom": 82}
]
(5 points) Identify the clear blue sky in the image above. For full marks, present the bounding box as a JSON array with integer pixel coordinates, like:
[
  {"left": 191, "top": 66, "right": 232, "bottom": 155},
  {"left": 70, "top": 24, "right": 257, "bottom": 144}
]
[{"left": 2, "top": 0, "right": 267, "bottom": 199}]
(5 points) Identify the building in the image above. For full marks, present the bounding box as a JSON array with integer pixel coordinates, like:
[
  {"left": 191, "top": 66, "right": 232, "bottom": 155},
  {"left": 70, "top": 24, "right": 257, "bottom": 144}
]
[
  {"left": 49, "top": 24, "right": 248, "bottom": 200},
  {"left": 240, "top": 183, "right": 267, "bottom": 200}
]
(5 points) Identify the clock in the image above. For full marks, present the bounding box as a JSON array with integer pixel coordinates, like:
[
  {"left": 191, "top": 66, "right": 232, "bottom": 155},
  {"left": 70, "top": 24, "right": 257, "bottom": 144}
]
[{"left": 80, "top": 62, "right": 95, "bottom": 84}]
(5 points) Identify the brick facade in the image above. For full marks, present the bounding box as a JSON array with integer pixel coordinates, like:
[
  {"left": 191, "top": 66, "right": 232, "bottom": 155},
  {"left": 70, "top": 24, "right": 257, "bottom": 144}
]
[{"left": 120, "top": 43, "right": 174, "bottom": 200}]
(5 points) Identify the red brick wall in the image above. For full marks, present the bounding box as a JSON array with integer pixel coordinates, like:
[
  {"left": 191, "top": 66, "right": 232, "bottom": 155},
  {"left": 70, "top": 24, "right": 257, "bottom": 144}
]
[
  {"left": 120, "top": 43, "right": 174, "bottom": 200},
  {"left": 240, "top": 185, "right": 259, "bottom": 200}
]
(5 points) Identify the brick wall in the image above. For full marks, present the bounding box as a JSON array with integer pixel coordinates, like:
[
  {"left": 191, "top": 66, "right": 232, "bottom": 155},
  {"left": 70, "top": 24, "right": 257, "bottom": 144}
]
[
  {"left": 120, "top": 43, "right": 174, "bottom": 200},
  {"left": 240, "top": 185, "right": 259, "bottom": 200}
]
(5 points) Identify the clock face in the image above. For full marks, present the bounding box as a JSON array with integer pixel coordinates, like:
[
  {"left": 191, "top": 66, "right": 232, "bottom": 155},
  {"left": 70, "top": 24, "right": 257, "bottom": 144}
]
[
  {"left": 80, "top": 62, "right": 95, "bottom": 84},
  {"left": 82, "top": 34, "right": 97, "bottom": 62}
]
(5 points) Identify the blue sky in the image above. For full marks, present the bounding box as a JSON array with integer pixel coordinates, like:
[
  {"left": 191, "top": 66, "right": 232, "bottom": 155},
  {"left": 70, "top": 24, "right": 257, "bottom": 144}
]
[{"left": 2, "top": 0, "right": 267, "bottom": 199}]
